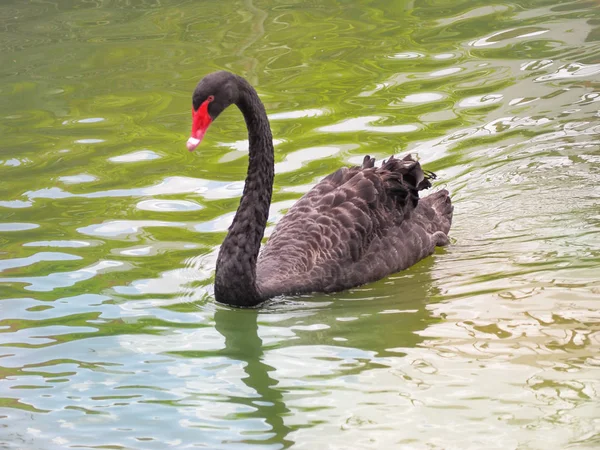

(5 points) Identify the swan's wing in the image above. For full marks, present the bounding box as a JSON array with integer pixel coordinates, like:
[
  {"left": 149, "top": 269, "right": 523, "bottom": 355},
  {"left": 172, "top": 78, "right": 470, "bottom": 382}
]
[
  {"left": 257, "top": 154, "right": 437, "bottom": 294},
  {"left": 286, "top": 153, "right": 430, "bottom": 216}
]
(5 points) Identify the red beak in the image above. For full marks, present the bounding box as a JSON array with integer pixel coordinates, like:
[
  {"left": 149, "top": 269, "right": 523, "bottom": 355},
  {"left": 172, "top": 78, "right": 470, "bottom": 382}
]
[{"left": 188, "top": 98, "right": 213, "bottom": 152}]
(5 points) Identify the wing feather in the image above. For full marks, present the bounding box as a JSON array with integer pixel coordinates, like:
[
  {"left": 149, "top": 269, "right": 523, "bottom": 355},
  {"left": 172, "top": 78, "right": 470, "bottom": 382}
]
[{"left": 256, "top": 154, "right": 447, "bottom": 297}]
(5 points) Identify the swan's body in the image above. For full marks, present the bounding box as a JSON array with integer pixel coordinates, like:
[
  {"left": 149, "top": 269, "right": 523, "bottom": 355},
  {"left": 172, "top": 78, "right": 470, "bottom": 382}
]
[{"left": 187, "top": 71, "right": 453, "bottom": 307}]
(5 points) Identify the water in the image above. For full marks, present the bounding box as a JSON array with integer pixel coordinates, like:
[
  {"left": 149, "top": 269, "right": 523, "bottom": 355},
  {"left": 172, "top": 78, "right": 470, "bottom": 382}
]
[{"left": 1, "top": 0, "right": 599, "bottom": 448}]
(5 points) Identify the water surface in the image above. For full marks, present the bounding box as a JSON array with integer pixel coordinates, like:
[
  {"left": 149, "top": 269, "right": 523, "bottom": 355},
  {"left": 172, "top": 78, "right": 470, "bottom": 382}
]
[{"left": 1, "top": 0, "right": 599, "bottom": 448}]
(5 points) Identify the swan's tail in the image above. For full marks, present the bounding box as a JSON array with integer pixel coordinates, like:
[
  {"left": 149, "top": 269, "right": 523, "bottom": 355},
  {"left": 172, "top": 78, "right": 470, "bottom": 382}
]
[{"left": 424, "top": 189, "right": 453, "bottom": 235}]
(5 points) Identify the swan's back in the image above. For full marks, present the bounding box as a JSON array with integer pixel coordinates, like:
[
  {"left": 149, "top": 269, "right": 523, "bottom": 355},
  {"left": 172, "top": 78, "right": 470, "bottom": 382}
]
[{"left": 256, "top": 154, "right": 452, "bottom": 298}]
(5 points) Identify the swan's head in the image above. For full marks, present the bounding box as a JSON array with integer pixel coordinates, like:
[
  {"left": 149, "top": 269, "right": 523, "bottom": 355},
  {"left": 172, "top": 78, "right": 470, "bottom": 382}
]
[{"left": 187, "top": 71, "right": 238, "bottom": 152}]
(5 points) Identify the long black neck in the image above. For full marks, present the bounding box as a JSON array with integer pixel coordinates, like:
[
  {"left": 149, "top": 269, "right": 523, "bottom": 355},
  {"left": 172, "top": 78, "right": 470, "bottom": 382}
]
[{"left": 214, "top": 78, "right": 274, "bottom": 307}]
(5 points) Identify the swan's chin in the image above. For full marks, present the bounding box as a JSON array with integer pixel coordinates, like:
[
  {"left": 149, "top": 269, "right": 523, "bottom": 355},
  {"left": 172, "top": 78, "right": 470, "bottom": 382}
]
[{"left": 186, "top": 137, "right": 201, "bottom": 152}]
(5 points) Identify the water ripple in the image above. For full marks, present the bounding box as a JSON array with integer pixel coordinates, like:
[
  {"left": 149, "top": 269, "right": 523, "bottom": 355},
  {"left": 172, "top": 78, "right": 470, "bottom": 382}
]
[
  {"left": 318, "top": 116, "right": 419, "bottom": 133},
  {"left": 1, "top": 260, "right": 125, "bottom": 292}
]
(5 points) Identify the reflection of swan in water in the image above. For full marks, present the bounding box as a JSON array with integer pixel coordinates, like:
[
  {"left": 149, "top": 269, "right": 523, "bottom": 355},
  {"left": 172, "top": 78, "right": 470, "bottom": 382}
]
[
  {"left": 212, "top": 257, "right": 442, "bottom": 447},
  {"left": 214, "top": 308, "right": 293, "bottom": 448}
]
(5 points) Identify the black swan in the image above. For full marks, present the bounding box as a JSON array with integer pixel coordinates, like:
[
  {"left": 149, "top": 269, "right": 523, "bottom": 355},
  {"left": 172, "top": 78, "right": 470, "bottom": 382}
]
[{"left": 186, "top": 71, "right": 453, "bottom": 307}]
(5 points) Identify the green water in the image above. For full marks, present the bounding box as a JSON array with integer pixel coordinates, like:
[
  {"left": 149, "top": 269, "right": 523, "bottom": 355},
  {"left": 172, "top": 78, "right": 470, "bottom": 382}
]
[{"left": 1, "top": 0, "right": 599, "bottom": 448}]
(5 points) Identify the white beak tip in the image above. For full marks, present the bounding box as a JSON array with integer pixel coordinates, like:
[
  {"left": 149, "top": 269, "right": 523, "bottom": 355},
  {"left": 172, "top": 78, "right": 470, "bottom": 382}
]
[{"left": 186, "top": 137, "right": 201, "bottom": 151}]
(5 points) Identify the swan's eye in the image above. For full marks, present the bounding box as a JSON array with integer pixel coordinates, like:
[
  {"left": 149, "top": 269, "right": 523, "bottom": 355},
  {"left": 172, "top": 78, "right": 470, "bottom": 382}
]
[{"left": 207, "top": 95, "right": 214, "bottom": 102}]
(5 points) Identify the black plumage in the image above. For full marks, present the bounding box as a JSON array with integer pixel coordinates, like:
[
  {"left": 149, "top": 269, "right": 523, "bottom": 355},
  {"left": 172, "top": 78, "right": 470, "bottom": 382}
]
[{"left": 191, "top": 72, "right": 453, "bottom": 307}]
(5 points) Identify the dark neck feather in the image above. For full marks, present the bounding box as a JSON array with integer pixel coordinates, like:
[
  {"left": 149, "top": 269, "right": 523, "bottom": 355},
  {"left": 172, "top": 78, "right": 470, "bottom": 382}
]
[{"left": 214, "top": 78, "right": 274, "bottom": 307}]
